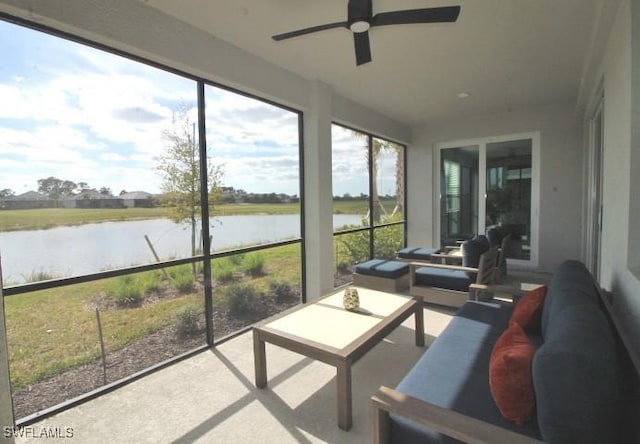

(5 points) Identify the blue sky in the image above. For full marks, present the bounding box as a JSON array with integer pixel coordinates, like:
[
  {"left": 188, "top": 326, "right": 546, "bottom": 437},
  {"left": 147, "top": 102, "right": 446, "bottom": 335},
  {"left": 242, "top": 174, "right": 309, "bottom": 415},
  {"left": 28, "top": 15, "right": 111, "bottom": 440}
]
[{"left": 0, "top": 20, "right": 398, "bottom": 197}]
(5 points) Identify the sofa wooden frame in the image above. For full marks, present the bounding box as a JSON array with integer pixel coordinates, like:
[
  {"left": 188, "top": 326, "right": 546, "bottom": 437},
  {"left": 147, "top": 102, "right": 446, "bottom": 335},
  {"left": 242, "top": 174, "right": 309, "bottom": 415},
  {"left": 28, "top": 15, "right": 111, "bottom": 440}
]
[
  {"left": 371, "top": 385, "right": 544, "bottom": 444},
  {"left": 408, "top": 247, "right": 499, "bottom": 308},
  {"left": 371, "top": 281, "right": 541, "bottom": 444},
  {"left": 371, "top": 279, "right": 640, "bottom": 444}
]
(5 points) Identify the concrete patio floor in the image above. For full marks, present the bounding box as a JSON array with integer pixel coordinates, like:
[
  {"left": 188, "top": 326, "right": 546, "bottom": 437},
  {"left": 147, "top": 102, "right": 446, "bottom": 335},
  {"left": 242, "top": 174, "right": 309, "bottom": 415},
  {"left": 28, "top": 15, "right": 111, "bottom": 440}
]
[{"left": 13, "top": 304, "right": 456, "bottom": 444}]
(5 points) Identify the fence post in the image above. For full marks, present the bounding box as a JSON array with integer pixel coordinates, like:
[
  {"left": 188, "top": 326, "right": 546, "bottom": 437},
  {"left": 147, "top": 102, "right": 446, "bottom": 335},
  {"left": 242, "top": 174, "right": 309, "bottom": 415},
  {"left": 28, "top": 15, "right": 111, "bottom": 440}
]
[{"left": 95, "top": 309, "right": 107, "bottom": 385}]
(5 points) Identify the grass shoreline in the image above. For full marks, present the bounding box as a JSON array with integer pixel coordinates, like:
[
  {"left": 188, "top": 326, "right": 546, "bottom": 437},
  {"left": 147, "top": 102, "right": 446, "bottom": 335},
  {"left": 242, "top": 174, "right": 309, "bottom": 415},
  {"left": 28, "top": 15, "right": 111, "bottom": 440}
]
[{"left": 0, "top": 200, "right": 381, "bottom": 232}]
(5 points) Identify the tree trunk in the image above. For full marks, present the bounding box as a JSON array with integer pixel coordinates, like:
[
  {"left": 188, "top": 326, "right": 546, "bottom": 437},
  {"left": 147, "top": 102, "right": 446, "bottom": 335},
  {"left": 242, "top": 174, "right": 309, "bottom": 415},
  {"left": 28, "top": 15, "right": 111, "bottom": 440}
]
[
  {"left": 191, "top": 214, "right": 197, "bottom": 276},
  {"left": 371, "top": 160, "right": 381, "bottom": 224}
]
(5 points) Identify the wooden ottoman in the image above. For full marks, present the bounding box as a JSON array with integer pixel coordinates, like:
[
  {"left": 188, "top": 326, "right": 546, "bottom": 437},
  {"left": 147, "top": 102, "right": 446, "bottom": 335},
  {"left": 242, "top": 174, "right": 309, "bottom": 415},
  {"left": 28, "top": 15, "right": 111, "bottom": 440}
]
[{"left": 353, "top": 259, "right": 410, "bottom": 292}]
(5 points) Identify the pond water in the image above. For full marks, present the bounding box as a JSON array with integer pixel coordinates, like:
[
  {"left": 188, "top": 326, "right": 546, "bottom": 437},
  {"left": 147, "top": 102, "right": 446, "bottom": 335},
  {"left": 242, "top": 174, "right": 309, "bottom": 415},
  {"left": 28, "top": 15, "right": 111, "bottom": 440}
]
[{"left": 0, "top": 214, "right": 363, "bottom": 284}]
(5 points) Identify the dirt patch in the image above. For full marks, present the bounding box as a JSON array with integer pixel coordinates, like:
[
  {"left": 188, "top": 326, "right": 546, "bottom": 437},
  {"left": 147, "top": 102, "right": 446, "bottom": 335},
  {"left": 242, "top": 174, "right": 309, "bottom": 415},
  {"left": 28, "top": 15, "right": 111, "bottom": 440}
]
[{"left": 12, "top": 285, "right": 300, "bottom": 420}]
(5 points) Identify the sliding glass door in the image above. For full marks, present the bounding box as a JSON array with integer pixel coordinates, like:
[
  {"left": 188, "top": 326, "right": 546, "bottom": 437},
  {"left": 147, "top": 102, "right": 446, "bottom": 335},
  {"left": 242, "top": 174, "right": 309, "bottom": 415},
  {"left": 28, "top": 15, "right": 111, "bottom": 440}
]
[
  {"left": 438, "top": 134, "right": 538, "bottom": 266},
  {"left": 440, "top": 146, "right": 479, "bottom": 244}
]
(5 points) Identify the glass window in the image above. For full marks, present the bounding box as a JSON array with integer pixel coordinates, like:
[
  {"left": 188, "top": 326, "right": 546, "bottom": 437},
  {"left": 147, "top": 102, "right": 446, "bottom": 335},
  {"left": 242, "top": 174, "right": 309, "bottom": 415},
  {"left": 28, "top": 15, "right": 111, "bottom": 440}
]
[
  {"left": 203, "top": 86, "right": 302, "bottom": 251},
  {"left": 440, "top": 146, "right": 479, "bottom": 245},
  {"left": 373, "top": 137, "right": 404, "bottom": 225},
  {"left": 0, "top": 20, "right": 198, "bottom": 283},
  {"left": 0, "top": 19, "right": 304, "bottom": 422},
  {"left": 486, "top": 139, "right": 532, "bottom": 260},
  {"left": 331, "top": 124, "right": 406, "bottom": 286}
]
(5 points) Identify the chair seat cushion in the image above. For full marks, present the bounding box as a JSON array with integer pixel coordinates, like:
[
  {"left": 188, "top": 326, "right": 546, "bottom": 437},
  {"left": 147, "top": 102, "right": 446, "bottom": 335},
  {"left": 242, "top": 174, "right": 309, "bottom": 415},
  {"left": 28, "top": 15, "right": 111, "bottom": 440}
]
[
  {"left": 398, "top": 247, "right": 440, "bottom": 261},
  {"left": 355, "top": 259, "right": 409, "bottom": 279},
  {"left": 414, "top": 266, "right": 472, "bottom": 292}
]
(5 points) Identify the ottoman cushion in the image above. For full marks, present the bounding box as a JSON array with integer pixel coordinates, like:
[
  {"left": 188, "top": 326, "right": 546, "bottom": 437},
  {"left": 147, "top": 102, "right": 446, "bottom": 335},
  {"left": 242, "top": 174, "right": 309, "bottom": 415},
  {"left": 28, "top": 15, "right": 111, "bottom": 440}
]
[
  {"left": 398, "top": 247, "right": 440, "bottom": 261},
  {"left": 355, "top": 259, "right": 409, "bottom": 279}
]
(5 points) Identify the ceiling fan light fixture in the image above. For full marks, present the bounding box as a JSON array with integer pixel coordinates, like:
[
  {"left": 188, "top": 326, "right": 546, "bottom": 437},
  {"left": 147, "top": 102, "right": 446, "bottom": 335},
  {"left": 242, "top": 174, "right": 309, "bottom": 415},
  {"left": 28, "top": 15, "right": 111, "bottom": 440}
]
[{"left": 350, "top": 20, "right": 370, "bottom": 33}]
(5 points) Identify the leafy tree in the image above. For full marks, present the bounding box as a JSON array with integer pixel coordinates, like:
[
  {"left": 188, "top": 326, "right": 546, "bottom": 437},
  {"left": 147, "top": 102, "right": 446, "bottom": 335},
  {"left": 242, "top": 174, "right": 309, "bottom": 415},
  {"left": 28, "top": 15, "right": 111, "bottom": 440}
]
[
  {"left": 0, "top": 189, "right": 14, "bottom": 198},
  {"left": 37, "top": 176, "right": 76, "bottom": 200},
  {"left": 99, "top": 187, "right": 112, "bottom": 196},
  {"left": 156, "top": 105, "right": 223, "bottom": 274},
  {"left": 61, "top": 180, "right": 78, "bottom": 196},
  {"left": 77, "top": 182, "right": 90, "bottom": 192}
]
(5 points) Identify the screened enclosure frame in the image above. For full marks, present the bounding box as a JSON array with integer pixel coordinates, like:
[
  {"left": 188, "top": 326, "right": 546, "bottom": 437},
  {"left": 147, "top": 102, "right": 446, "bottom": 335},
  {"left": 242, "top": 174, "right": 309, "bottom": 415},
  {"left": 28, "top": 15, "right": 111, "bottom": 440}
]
[
  {"left": 0, "top": 12, "right": 306, "bottom": 426},
  {"left": 331, "top": 122, "right": 408, "bottom": 270}
]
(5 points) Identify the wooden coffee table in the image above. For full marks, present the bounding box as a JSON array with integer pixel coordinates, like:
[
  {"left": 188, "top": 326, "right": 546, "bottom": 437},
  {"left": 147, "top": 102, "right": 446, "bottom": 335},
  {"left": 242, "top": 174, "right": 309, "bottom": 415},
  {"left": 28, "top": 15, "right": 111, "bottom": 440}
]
[{"left": 253, "top": 287, "right": 424, "bottom": 430}]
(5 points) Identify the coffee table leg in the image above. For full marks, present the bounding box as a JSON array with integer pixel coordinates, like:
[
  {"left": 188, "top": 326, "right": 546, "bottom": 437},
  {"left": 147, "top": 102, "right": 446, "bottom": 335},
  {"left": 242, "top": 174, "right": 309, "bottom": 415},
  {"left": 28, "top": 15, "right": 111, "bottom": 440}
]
[
  {"left": 253, "top": 330, "right": 267, "bottom": 388},
  {"left": 336, "top": 361, "right": 352, "bottom": 430},
  {"left": 415, "top": 299, "right": 425, "bottom": 347}
]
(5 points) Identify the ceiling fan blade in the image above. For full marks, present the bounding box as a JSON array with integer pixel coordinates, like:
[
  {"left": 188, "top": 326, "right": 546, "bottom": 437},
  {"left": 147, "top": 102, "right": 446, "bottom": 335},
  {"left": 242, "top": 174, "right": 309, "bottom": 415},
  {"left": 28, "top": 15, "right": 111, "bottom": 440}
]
[
  {"left": 272, "top": 21, "right": 348, "bottom": 41},
  {"left": 371, "top": 6, "right": 461, "bottom": 27},
  {"left": 354, "top": 31, "right": 372, "bottom": 65}
]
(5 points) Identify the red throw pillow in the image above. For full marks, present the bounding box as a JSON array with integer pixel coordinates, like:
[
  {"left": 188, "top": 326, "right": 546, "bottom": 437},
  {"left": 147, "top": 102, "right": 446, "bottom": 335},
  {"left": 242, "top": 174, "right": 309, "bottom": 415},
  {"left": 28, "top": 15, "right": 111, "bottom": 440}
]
[
  {"left": 489, "top": 322, "right": 536, "bottom": 426},
  {"left": 510, "top": 285, "right": 547, "bottom": 332}
]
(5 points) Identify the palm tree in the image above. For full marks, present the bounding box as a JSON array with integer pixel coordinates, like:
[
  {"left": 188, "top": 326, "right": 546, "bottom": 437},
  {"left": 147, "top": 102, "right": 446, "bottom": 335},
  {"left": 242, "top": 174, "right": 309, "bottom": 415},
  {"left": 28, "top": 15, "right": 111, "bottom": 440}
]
[{"left": 353, "top": 131, "right": 403, "bottom": 223}]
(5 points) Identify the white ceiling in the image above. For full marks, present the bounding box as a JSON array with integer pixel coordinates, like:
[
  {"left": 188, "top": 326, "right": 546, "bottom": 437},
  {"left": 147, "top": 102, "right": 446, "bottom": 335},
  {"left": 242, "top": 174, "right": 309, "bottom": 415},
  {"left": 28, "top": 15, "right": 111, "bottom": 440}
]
[{"left": 143, "top": 0, "right": 599, "bottom": 127}]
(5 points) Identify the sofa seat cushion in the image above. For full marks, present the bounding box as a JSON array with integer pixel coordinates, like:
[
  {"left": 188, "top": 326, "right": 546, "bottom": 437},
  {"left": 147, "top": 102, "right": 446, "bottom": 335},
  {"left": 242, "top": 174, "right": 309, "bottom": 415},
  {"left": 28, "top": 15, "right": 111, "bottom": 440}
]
[
  {"left": 398, "top": 247, "right": 440, "bottom": 261},
  {"left": 414, "top": 267, "right": 472, "bottom": 292},
  {"left": 391, "top": 301, "right": 542, "bottom": 444},
  {"left": 355, "top": 259, "right": 409, "bottom": 279}
]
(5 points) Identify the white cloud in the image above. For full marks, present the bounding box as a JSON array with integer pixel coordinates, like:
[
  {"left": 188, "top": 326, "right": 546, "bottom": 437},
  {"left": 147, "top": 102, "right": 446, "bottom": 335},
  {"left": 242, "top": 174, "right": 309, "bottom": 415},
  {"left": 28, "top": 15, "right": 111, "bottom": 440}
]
[
  {"left": 100, "top": 152, "right": 127, "bottom": 162},
  {"left": 0, "top": 22, "right": 383, "bottom": 197}
]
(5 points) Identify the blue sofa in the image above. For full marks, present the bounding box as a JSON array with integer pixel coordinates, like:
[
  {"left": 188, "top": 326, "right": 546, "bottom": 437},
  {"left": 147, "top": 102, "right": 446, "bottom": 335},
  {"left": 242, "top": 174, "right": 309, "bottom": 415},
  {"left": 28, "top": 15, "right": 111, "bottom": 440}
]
[{"left": 372, "top": 260, "right": 630, "bottom": 443}]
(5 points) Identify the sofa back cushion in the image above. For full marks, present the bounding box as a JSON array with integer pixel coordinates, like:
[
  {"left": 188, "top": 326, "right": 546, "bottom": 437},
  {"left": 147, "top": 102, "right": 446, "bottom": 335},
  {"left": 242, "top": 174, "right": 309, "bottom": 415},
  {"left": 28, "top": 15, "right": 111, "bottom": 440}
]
[
  {"left": 533, "top": 298, "right": 620, "bottom": 443},
  {"left": 540, "top": 260, "right": 599, "bottom": 338}
]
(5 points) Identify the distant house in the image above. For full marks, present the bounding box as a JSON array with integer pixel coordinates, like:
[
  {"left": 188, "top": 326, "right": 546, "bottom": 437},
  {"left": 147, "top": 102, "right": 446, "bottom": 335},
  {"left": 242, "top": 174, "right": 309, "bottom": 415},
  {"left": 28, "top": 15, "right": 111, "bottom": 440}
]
[
  {"left": 0, "top": 191, "right": 56, "bottom": 210},
  {"left": 63, "top": 191, "right": 125, "bottom": 209},
  {"left": 120, "top": 191, "right": 155, "bottom": 208}
]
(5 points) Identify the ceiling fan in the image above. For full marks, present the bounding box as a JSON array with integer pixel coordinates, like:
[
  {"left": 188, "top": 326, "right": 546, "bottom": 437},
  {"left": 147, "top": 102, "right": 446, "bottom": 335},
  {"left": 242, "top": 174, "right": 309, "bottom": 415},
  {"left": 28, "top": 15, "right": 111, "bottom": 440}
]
[{"left": 272, "top": 1, "right": 461, "bottom": 66}]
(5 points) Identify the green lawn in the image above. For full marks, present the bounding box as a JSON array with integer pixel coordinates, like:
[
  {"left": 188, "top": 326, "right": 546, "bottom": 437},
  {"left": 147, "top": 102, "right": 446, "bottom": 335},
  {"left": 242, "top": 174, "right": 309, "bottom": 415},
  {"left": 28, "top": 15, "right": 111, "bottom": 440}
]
[
  {"left": 0, "top": 208, "right": 171, "bottom": 231},
  {"left": 0, "top": 200, "right": 384, "bottom": 231},
  {"left": 5, "top": 244, "right": 303, "bottom": 390}
]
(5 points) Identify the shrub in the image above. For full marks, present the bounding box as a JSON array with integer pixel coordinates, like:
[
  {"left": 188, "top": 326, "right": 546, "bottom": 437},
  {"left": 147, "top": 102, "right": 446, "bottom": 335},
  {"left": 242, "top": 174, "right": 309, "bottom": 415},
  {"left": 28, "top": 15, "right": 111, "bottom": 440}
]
[
  {"left": 228, "top": 252, "right": 245, "bottom": 266},
  {"left": 173, "top": 272, "right": 194, "bottom": 293},
  {"left": 269, "top": 280, "right": 298, "bottom": 304},
  {"left": 174, "top": 304, "right": 201, "bottom": 337},
  {"left": 243, "top": 253, "right": 265, "bottom": 277},
  {"left": 213, "top": 258, "right": 235, "bottom": 283},
  {"left": 107, "top": 275, "right": 144, "bottom": 306},
  {"left": 21, "top": 269, "right": 57, "bottom": 283},
  {"left": 337, "top": 230, "right": 370, "bottom": 264},
  {"left": 336, "top": 261, "right": 351, "bottom": 274},
  {"left": 169, "top": 265, "right": 195, "bottom": 293},
  {"left": 137, "top": 270, "right": 161, "bottom": 293},
  {"left": 226, "top": 284, "right": 259, "bottom": 317},
  {"left": 338, "top": 213, "right": 404, "bottom": 263}
]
